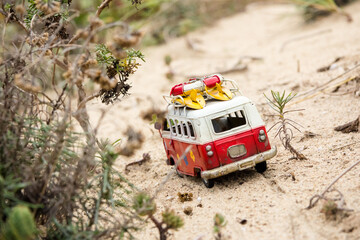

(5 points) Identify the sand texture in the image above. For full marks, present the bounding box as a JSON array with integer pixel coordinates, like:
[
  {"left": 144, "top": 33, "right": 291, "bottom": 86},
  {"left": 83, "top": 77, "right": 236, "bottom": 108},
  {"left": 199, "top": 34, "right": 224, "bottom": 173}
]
[{"left": 88, "top": 2, "right": 360, "bottom": 239}]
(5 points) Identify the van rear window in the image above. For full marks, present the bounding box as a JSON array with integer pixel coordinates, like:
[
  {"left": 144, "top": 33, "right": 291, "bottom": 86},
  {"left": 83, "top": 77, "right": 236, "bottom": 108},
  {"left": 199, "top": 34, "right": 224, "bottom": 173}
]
[{"left": 211, "top": 110, "right": 246, "bottom": 133}]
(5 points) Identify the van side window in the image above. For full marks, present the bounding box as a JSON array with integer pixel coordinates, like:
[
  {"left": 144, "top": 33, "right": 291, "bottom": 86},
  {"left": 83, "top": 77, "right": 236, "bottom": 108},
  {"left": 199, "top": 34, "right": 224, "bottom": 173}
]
[
  {"left": 188, "top": 121, "right": 195, "bottom": 138},
  {"left": 163, "top": 118, "right": 170, "bottom": 131},
  {"left": 181, "top": 121, "right": 188, "bottom": 137},
  {"left": 175, "top": 119, "right": 181, "bottom": 136},
  {"left": 212, "top": 110, "right": 246, "bottom": 133},
  {"left": 169, "top": 118, "right": 176, "bottom": 135}
]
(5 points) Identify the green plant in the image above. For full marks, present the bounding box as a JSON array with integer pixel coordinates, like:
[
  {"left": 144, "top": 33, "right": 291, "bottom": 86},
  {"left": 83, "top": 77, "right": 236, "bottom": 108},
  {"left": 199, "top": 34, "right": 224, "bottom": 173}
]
[
  {"left": 24, "top": 0, "right": 40, "bottom": 27},
  {"left": 264, "top": 91, "right": 307, "bottom": 160},
  {"left": 290, "top": 0, "right": 352, "bottom": 22},
  {"left": 133, "top": 192, "right": 157, "bottom": 217},
  {"left": 162, "top": 209, "right": 184, "bottom": 230},
  {"left": 213, "top": 213, "right": 227, "bottom": 240},
  {"left": 95, "top": 44, "right": 145, "bottom": 104},
  {"left": 133, "top": 193, "right": 183, "bottom": 240},
  {"left": 0, "top": 0, "right": 146, "bottom": 238},
  {"left": 321, "top": 199, "right": 339, "bottom": 220},
  {"left": 0, "top": 205, "right": 37, "bottom": 240}
]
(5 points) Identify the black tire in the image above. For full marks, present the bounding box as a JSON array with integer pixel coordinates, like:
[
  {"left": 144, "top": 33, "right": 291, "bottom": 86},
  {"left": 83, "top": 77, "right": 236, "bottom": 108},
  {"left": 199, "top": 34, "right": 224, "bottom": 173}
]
[
  {"left": 166, "top": 158, "right": 175, "bottom": 165},
  {"left": 202, "top": 178, "right": 214, "bottom": 188},
  {"left": 255, "top": 161, "right": 267, "bottom": 173}
]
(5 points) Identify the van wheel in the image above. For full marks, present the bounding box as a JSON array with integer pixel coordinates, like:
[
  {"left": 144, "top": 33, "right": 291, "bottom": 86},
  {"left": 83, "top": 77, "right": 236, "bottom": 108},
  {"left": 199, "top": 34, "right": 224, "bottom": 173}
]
[
  {"left": 166, "top": 157, "right": 175, "bottom": 165},
  {"left": 255, "top": 161, "right": 267, "bottom": 173},
  {"left": 202, "top": 178, "right": 214, "bottom": 188}
]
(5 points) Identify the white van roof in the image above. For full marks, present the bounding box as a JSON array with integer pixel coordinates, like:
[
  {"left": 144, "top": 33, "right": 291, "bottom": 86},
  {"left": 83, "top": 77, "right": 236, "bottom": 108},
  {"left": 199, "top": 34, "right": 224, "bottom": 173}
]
[{"left": 167, "top": 95, "right": 251, "bottom": 119}]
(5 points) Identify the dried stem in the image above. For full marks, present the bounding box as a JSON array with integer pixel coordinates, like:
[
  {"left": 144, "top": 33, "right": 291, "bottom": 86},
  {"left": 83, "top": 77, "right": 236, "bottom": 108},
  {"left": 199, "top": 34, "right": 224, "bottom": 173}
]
[
  {"left": 149, "top": 215, "right": 168, "bottom": 240},
  {"left": 125, "top": 153, "right": 151, "bottom": 173},
  {"left": 0, "top": 8, "right": 29, "bottom": 34},
  {"left": 334, "top": 115, "right": 360, "bottom": 133},
  {"left": 47, "top": 83, "right": 68, "bottom": 125},
  {"left": 307, "top": 159, "right": 360, "bottom": 209},
  {"left": 96, "top": 0, "right": 113, "bottom": 17}
]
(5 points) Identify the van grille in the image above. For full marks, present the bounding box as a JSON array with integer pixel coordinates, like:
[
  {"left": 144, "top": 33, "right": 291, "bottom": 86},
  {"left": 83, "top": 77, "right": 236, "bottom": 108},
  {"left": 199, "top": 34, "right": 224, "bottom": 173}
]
[{"left": 228, "top": 144, "right": 247, "bottom": 159}]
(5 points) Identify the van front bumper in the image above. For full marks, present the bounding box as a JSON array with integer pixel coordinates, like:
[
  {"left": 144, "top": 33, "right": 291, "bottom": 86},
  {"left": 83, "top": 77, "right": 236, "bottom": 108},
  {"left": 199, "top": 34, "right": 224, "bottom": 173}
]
[{"left": 201, "top": 146, "right": 277, "bottom": 180}]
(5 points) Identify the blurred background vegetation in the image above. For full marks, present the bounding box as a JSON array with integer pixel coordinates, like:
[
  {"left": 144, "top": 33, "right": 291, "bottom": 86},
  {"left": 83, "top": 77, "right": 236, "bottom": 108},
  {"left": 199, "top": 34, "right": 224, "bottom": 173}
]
[
  {"left": 71, "top": 0, "right": 252, "bottom": 46},
  {"left": 71, "top": 0, "right": 355, "bottom": 46}
]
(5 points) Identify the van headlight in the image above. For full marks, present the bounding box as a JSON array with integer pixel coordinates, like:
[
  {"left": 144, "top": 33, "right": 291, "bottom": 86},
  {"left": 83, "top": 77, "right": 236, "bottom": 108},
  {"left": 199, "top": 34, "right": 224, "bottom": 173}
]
[{"left": 207, "top": 151, "right": 214, "bottom": 157}]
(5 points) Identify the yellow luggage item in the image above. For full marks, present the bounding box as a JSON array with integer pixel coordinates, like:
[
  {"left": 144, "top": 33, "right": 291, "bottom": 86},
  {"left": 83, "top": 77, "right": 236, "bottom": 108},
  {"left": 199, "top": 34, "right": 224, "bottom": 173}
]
[
  {"left": 172, "top": 89, "right": 205, "bottom": 109},
  {"left": 205, "top": 82, "right": 233, "bottom": 101}
]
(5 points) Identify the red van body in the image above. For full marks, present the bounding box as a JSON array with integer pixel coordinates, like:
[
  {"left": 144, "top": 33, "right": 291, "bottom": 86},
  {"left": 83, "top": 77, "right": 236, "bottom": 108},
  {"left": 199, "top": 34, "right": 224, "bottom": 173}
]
[{"left": 158, "top": 93, "right": 277, "bottom": 188}]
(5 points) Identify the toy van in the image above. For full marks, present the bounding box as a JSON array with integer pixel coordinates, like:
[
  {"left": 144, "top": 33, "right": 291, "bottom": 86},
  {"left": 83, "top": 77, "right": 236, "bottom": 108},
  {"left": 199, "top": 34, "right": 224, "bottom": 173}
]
[{"left": 156, "top": 74, "right": 277, "bottom": 188}]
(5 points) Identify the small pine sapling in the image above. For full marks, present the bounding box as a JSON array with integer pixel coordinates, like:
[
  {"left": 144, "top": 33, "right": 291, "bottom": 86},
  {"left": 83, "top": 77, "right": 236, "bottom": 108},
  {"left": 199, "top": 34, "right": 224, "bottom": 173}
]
[
  {"left": 133, "top": 193, "right": 183, "bottom": 240},
  {"left": 264, "top": 90, "right": 307, "bottom": 160},
  {"left": 213, "top": 213, "right": 227, "bottom": 240}
]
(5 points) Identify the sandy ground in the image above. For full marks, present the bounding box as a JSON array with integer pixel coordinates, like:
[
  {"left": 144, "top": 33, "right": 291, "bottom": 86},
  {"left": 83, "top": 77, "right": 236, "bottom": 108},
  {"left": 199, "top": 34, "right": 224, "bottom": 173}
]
[{"left": 88, "top": 2, "right": 360, "bottom": 240}]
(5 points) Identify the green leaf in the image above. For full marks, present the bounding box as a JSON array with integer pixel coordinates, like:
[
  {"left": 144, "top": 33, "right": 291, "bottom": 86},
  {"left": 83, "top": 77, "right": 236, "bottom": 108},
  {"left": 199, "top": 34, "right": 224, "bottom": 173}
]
[
  {"left": 162, "top": 209, "right": 183, "bottom": 230},
  {"left": 149, "top": 114, "right": 157, "bottom": 125}
]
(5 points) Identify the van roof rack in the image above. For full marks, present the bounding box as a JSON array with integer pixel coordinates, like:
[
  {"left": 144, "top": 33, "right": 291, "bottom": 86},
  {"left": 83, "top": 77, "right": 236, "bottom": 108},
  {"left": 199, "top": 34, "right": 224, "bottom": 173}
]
[{"left": 163, "top": 74, "right": 242, "bottom": 111}]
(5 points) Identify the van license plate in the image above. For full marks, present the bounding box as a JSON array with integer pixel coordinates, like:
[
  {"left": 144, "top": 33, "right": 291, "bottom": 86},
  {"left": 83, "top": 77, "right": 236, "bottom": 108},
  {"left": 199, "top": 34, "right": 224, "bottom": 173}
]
[
  {"left": 228, "top": 144, "right": 247, "bottom": 159},
  {"left": 240, "top": 161, "right": 254, "bottom": 169}
]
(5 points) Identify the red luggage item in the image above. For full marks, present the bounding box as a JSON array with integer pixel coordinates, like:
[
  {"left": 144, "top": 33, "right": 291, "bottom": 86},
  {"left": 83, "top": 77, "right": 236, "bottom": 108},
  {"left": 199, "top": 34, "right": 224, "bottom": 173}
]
[{"left": 203, "top": 75, "right": 221, "bottom": 88}]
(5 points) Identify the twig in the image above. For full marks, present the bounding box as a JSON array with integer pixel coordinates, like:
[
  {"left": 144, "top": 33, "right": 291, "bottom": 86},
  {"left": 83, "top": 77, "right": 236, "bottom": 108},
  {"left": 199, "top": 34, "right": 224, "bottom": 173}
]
[
  {"left": 307, "top": 159, "right": 360, "bottom": 209},
  {"left": 125, "top": 153, "right": 151, "bottom": 173},
  {"left": 290, "top": 75, "right": 359, "bottom": 106},
  {"left": 78, "top": 92, "right": 102, "bottom": 110},
  {"left": 334, "top": 115, "right": 360, "bottom": 133},
  {"left": 53, "top": 57, "right": 68, "bottom": 70},
  {"left": 0, "top": 8, "right": 29, "bottom": 34},
  {"left": 317, "top": 57, "right": 342, "bottom": 72},
  {"left": 68, "top": 19, "right": 126, "bottom": 45},
  {"left": 96, "top": 0, "right": 113, "bottom": 17},
  {"left": 149, "top": 215, "right": 170, "bottom": 240},
  {"left": 22, "top": 11, "right": 80, "bottom": 73},
  {"left": 47, "top": 83, "right": 68, "bottom": 125},
  {"left": 239, "top": 55, "right": 263, "bottom": 61},
  {"left": 280, "top": 29, "right": 331, "bottom": 52},
  {"left": 331, "top": 141, "right": 360, "bottom": 151},
  {"left": 52, "top": 48, "right": 61, "bottom": 95},
  {"left": 300, "top": 64, "right": 360, "bottom": 98}
]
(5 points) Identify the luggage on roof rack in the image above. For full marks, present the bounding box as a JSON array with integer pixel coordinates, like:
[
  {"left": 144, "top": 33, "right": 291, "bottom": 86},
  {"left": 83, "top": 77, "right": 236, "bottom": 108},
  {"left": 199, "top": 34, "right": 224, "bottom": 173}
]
[{"left": 163, "top": 74, "right": 241, "bottom": 110}]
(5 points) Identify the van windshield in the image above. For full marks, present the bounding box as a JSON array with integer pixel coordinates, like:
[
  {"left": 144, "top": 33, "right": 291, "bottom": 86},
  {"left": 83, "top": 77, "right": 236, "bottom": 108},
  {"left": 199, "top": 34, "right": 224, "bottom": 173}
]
[{"left": 211, "top": 110, "right": 246, "bottom": 133}]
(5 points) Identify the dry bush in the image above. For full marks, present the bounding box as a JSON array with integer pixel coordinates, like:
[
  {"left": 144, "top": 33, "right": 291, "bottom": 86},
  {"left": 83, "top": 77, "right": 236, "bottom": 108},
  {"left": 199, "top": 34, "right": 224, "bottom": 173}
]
[{"left": 0, "top": 0, "right": 149, "bottom": 238}]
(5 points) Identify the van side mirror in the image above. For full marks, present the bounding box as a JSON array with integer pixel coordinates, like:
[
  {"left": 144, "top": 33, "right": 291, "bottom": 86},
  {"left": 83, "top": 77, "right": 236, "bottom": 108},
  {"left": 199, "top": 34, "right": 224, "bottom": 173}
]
[{"left": 154, "top": 122, "right": 161, "bottom": 130}]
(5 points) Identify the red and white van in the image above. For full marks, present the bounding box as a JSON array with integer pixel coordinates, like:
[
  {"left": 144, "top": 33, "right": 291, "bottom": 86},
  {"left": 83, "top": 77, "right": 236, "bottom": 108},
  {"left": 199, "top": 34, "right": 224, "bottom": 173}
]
[{"left": 156, "top": 74, "right": 277, "bottom": 188}]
